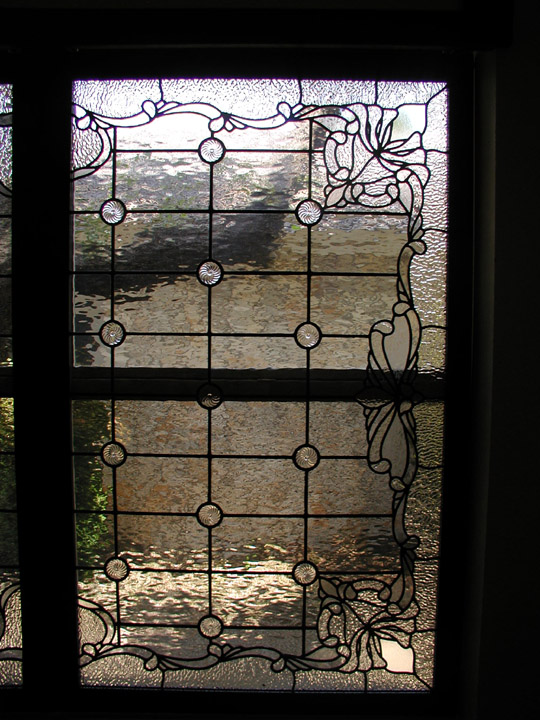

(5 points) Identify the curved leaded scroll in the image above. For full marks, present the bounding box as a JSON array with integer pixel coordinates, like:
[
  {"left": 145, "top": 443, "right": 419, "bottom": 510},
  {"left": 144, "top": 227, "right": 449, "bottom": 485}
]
[{"left": 72, "top": 78, "right": 447, "bottom": 692}]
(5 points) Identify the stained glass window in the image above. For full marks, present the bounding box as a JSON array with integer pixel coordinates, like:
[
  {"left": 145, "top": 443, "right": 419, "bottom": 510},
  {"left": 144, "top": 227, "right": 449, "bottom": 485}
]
[
  {"left": 71, "top": 78, "right": 447, "bottom": 691},
  {"left": 0, "top": 83, "right": 21, "bottom": 688}
]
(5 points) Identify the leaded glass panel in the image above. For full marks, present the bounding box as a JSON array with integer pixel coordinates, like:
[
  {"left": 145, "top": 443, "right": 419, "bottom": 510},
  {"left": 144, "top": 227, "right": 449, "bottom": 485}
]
[
  {"left": 0, "top": 83, "right": 12, "bottom": 367},
  {"left": 71, "top": 78, "right": 447, "bottom": 691},
  {"left": 0, "top": 83, "right": 21, "bottom": 688}
]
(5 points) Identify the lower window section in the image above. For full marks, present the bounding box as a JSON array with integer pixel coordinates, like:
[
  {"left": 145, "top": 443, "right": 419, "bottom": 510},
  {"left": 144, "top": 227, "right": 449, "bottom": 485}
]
[
  {"left": 0, "top": 398, "right": 21, "bottom": 687},
  {"left": 72, "top": 396, "right": 442, "bottom": 691}
]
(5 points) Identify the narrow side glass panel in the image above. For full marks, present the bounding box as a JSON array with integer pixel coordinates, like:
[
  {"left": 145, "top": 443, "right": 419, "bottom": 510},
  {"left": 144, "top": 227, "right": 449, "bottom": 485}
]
[
  {"left": 71, "top": 78, "right": 447, "bottom": 692},
  {"left": 0, "top": 83, "right": 12, "bottom": 367},
  {"left": 0, "top": 398, "right": 21, "bottom": 686},
  {"left": 0, "top": 84, "right": 20, "bottom": 688}
]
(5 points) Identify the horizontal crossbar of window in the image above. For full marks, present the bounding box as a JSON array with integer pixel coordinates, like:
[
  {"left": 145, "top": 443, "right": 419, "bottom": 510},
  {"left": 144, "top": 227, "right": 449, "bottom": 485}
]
[{"left": 70, "top": 368, "right": 445, "bottom": 400}]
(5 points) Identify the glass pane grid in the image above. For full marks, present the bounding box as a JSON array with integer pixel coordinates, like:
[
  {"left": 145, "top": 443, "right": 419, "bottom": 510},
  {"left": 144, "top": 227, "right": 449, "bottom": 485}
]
[{"left": 71, "top": 78, "right": 447, "bottom": 691}]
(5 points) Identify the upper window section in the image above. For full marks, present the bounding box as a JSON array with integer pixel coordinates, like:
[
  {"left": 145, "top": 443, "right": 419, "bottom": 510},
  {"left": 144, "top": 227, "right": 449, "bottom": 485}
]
[
  {"left": 71, "top": 79, "right": 447, "bottom": 377},
  {"left": 0, "top": 84, "right": 12, "bottom": 369}
]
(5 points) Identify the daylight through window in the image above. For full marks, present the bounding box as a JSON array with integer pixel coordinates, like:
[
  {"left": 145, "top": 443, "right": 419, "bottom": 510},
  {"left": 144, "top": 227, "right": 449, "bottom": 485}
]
[{"left": 70, "top": 78, "right": 447, "bottom": 692}]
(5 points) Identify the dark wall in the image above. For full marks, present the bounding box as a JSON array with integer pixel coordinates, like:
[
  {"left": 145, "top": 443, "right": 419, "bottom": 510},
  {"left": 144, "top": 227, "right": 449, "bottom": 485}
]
[{"left": 477, "top": 1, "right": 537, "bottom": 717}]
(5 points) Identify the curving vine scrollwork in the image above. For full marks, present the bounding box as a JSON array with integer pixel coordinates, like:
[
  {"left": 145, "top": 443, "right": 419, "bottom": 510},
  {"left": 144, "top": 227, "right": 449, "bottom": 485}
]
[{"left": 73, "top": 79, "right": 445, "bottom": 691}]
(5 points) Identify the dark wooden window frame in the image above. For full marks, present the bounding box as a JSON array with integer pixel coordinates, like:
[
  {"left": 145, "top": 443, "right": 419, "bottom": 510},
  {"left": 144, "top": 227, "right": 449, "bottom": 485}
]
[{"left": 0, "top": 2, "right": 507, "bottom": 716}]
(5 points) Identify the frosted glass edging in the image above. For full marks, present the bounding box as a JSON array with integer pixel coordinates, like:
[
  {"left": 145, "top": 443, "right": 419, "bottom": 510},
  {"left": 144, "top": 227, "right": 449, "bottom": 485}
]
[{"left": 72, "top": 78, "right": 447, "bottom": 692}]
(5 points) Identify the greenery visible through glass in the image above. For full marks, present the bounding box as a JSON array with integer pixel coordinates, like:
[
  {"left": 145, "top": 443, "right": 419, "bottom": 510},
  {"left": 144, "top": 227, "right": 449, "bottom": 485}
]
[{"left": 72, "top": 78, "right": 447, "bottom": 692}]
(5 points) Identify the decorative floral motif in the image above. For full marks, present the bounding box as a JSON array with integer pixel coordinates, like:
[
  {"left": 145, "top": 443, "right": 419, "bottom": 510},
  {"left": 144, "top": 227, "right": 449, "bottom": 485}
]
[
  {"left": 316, "top": 577, "right": 418, "bottom": 672},
  {"left": 356, "top": 302, "right": 423, "bottom": 610},
  {"left": 0, "top": 582, "right": 22, "bottom": 663},
  {"left": 72, "top": 79, "right": 445, "bottom": 691}
]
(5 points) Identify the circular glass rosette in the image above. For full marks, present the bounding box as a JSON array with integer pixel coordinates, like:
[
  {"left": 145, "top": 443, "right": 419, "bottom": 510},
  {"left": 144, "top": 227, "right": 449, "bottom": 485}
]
[
  {"left": 295, "top": 199, "right": 323, "bottom": 226},
  {"left": 99, "top": 320, "right": 126, "bottom": 347},
  {"left": 197, "top": 503, "right": 223, "bottom": 528},
  {"left": 197, "top": 383, "right": 223, "bottom": 410},
  {"left": 197, "top": 260, "right": 223, "bottom": 286},
  {"left": 198, "top": 137, "right": 226, "bottom": 164},
  {"left": 295, "top": 322, "right": 321, "bottom": 349},
  {"left": 199, "top": 615, "right": 223, "bottom": 638},
  {"left": 101, "top": 441, "right": 127, "bottom": 468},
  {"left": 293, "top": 444, "right": 320, "bottom": 471},
  {"left": 104, "top": 557, "right": 130, "bottom": 582},
  {"left": 100, "top": 198, "right": 126, "bottom": 225},
  {"left": 292, "top": 561, "right": 318, "bottom": 586}
]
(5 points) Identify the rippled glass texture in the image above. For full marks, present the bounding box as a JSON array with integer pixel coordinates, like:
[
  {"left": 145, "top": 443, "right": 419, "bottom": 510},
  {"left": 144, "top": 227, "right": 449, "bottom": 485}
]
[{"left": 72, "top": 79, "right": 448, "bottom": 692}]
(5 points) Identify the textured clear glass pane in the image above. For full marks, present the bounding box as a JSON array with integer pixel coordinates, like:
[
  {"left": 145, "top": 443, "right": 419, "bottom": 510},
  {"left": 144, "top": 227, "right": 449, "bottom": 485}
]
[
  {"left": 310, "top": 402, "right": 368, "bottom": 455},
  {"left": 0, "top": 572, "right": 22, "bottom": 687},
  {"left": 212, "top": 336, "right": 304, "bottom": 370},
  {"left": 414, "top": 560, "right": 439, "bottom": 631},
  {"left": 213, "top": 517, "right": 304, "bottom": 572},
  {"left": 0, "top": 453, "right": 15, "bottom": 511},
  {"left": 160, "top": 78, "right": 300, "bottom": 118},
  {"left": 73, "top": 214, "right": 111, "bottom": 271},
  {"left": 0, "top": 218, "right": 11, "bottom": 273},
  {"left": 114, "top": 400, "right": 206, "bottom": 455},
  {"left": 114, "top": 275, "right": 205, "bottom": 333},
  {"left": 310, "top": 337, "right": 370, "bottom": 370},
  {"left": 376, "top": 81, "right": 447, "bottom": 107},
  {"left": 0, "top": 514, "right": 17, "bottom": 565},
  {"left": 423, "top": 151, "right": 448, "bottom": 229},
  {"left": 115, "top": 213, "right": 208, "bottom": 271},
  {"left": 213, "top": 152, "right": 309, "bottom": 211},
  {"left": 311, "top": 275, "right": 396, "bottom": 336},
  {"left": 407, "top": 467, "right": 442, "bottom": 559},
  {"left": 212, "top": 573, "right": 303, "bottom": 626},
  {"left": 118, "top": 515, "right": 207, "bottom": 570},
  {"left": 114, "top": 334, "right": 207, "bottom": 369},
  {"left": 72, "top": 400, "right": 111, "bottom": 453},
  {"left": 117, "top": 112, "right": 207, "bottom": 151},
  {"left": 121, "top": 571, "right": 208, "bottom": 624},
  {"left": 116, "top": 152, "right": 209, "bottom": 211},
  {"left": 73, "top": 274, "right": 110, "bottom": 333},
  {"left": 300, "top": 79, "right": 376, "bottom": 106},
  {"left": 73, "top": 164, "right": 112, "bottom": 211},
  {"left": 163, "top": 657, "right": 294, "bottom": 691},
  {"left": 309, "top": 517, "right": 399, "bottom": 572},
  {"left": 308, "top": 460, "right": 393, "bottom": 514},
  {"left": 415, "top": 401, "right": 444, "bottom": 468},
  {"left": 418, "top": 327, "right": 446, "bottom": 380},
  {"left": 215, "top": 121, "right": 309, "bottom": 150},
  {"left": 212, "top": 213, "right": 307, "bottom": 271},
  {"left": 116, "top": 457, "right": 206, "bottom": 513},
  {"left": 0, "top": 127, "right": 12, "bottom": 196},
  {"left": 211, "top": 401, "right": 304, "bottom": 456},
  {"left": 0, "top": 278, "right": 12, "bottom": 334},
  {"left": 311, "top": 215, "right": 407, "bottom": 273},
  {"left": 76, "top": 512, "right": 114, "bottom": 566},
  {"left": 212, "top": 458, "right": 302, "bottom": 515},
  {"left": 0, "top": 338, "right": 12, "bottom": 368},
  {"left": 212, "top": 275, "right": 306, "bottom": 334},
  {"left": 410, "top": 229, "right": 447, "bottom": 326},
  {"left": 73, "top": 455, "right": 113, "bottom": 512},
  {"left": 72, "top": 78, "right": 448, "bottom": 692}
]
